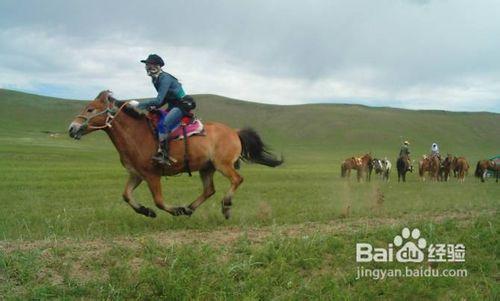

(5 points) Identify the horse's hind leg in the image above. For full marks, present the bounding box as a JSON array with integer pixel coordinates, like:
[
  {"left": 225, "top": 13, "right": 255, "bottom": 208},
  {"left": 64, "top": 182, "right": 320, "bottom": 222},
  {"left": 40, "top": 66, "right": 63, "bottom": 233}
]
[
  {"left": 123, "top": 174, "right": 156, "bottom": 218},
  {"left": 215, "top": 162, "right": 243, "bottom": 219},
  {"left": 184, "top": 166, "right": 216, "bottom": 215}
]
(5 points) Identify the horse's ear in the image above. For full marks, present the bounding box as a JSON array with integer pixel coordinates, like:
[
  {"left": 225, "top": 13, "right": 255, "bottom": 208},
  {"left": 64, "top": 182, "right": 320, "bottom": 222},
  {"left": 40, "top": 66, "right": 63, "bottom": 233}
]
[{"left": 105, "top": 90, "right": 114, "bottom": 103}]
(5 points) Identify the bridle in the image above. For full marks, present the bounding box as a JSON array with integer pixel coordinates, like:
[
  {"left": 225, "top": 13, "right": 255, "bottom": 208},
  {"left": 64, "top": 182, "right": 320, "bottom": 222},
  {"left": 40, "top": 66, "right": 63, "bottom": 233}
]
[{"left": 76, "top": 100, "right": 128, "bottom": 130}]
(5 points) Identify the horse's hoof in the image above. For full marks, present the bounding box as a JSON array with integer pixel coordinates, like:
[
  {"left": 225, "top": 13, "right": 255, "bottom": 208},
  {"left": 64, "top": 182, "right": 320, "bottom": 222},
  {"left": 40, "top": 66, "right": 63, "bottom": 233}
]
[
  {"left": 173, "top": 207, "right": 183, "bottom": 216},
  {"left": 183, "top": 206, "right": 193, "bottom": 216},
  {"left": 147, "top": 208, "right": 157, "bottom": 218},
  {"left": 137, "top": 206, "right": 157, "bottom": 218},
  {"left": 172, "top": 207, "right": 191, "bottom": 216},
  {"left": 222, "top": 207, "right": 231, "bottom": 220}
]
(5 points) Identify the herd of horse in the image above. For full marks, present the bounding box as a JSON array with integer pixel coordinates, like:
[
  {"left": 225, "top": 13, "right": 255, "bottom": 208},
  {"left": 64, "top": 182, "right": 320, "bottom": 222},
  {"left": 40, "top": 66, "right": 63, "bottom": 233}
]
[{"left": 341, "top": 153, "right": 499, "bottom": 183}]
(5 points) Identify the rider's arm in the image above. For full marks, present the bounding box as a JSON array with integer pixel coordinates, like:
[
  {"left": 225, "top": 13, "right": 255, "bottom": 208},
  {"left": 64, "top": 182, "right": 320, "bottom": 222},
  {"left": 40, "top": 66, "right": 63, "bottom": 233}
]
[{"left": 138, "top": 75, "right": 174, "bottom": 110}]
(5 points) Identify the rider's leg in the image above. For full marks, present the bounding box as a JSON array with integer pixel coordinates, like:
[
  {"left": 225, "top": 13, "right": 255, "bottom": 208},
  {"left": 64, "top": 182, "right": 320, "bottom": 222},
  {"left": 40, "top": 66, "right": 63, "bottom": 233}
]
[{"left": 153, "top": 107, "right": 183, "bottom": 164}]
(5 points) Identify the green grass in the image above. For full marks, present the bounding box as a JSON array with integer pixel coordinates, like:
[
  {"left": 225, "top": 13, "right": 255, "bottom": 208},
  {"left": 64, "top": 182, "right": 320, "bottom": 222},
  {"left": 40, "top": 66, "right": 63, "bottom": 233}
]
[
  {"left": 0, "top": 215, "right": 497, "bottom": 300},
  {"left": 0, "top": 89, "right": 498, "bottom": 299}
]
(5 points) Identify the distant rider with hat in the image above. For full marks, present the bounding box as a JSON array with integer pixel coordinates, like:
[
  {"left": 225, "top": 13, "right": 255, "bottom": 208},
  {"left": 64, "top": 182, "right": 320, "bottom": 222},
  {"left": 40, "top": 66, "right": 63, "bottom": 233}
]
[{"left": 399, "top": 140, "right": 411, "bottom": 158}]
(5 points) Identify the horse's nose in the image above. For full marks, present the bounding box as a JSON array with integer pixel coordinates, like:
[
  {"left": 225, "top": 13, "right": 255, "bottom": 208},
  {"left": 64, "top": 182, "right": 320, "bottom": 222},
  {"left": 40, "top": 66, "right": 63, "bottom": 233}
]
[{"left": 68, "top": 122, "right": 81, "bottom": 138}]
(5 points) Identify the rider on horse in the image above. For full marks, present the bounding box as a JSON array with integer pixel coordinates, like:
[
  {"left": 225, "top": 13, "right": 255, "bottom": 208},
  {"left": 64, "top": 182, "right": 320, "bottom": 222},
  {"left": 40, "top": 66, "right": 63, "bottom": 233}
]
[
  {"left": 399, "top": 140, "right": 410, "bottom": 157},
  {"left": 130, "top": 54, "right": 196, "bottom": 166},
  {"left": 399, "top": 140, "right": 411, "bottom": 165},
  {"left": 430, "top": 142, "right": 440, "bottom": 159}
]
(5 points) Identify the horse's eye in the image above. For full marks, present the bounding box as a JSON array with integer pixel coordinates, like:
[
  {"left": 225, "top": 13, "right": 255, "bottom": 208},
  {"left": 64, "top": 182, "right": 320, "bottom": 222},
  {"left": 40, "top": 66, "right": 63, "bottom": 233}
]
[{"left": 87, "top": 108, "right": 94, "bottom": 113}]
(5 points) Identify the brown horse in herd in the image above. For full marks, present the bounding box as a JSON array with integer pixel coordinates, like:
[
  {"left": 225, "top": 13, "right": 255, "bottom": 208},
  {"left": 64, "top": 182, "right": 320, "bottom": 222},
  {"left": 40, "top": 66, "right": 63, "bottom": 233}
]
[
  {"left": 420, "top": 154, "right": 470, "bottom": 182},
  {"left": 440, "top": 154, "right": 453, "bottom": 181},
  {"left": 340, "top": 153, "right": 373, "bottom": 182},
  {"left": 418, "top": 155, "right": 440, "bottom": 181},
  {"left": 68, "top": 91, "right": 282, "bottom": 219},
  {"left": 452, "top": 156, "right": 469, "bottom": 182}
]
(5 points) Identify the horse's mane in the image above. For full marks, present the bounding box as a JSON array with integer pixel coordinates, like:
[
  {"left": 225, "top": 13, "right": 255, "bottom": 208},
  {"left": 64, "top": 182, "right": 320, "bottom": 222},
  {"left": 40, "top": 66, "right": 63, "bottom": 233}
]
[
  {"left": 113, "top": 99, "right": 146, "bottom": 119},
  {"left": 95, "top": 90, "right": 146, "bottom": 120},
  {"left": 361, "top": 153, "right": 372, "bottom": 160},
  {"left": 96, "top": 90, "right": 111, "bottom": 100}
]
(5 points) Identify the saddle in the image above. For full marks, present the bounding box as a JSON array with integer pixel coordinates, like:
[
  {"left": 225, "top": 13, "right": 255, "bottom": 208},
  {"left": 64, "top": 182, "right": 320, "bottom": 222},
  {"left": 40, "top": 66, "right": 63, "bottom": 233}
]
[
  {"left": 147, "top": 110, "right": 205, "bottom": 140},
  {"left": 147, "top": 109, "right": 204, "bottom": 177}
]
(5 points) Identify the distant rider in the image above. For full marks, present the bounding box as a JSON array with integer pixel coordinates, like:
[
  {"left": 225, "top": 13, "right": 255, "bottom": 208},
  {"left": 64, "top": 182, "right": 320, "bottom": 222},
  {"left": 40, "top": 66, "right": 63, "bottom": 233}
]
[
  {"left": 430, "top": 142, "right": 440, "bottom": 158},
  {"left": 399, "top": 140, "right": 411, "bottom": 167},
  {"left": 399, "top": 140, "right": 411, "bottom": 158}
]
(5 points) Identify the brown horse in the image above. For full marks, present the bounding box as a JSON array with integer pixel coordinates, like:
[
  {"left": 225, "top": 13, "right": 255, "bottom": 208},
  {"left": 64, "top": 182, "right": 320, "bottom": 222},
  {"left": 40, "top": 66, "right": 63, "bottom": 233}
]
[
  {"left": 440, "top": 154, "right": 454, "bottom": 181},
  {"left": 453, "top": 157, "right": 469, "bottom": 183},
  {"left": 418, "top": 155, "right": 440, "bottom": 181},
  {"left": 68, "top": 91, "right": 282, "bottom": 219},
  {"left": 359, "top": 153, "right": 374, "bottom": 182},
  {"left": 475, "top": 159, "right": 498, "bottom": 183},
  {"left": 340, "top": 157, "right": 358, "bottom": 178},
  {"left": 341, "top": 154, "right": 373, "bottom": 182}
]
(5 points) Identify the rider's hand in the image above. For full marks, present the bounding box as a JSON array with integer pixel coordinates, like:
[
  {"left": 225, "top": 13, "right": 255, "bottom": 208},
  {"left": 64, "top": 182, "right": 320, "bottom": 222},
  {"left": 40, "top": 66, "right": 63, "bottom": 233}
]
[
  {"left": 129, "top": 100, "right": 140, "bottom": 108},
  {"left": 146, "top": 105, "right": 157, "bottom": 112}
]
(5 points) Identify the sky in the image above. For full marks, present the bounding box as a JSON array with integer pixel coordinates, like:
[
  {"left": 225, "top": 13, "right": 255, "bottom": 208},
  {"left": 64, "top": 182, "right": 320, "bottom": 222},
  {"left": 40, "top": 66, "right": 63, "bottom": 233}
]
[{"left": 1, "top": 0, "right": 499, "bottom": 112}]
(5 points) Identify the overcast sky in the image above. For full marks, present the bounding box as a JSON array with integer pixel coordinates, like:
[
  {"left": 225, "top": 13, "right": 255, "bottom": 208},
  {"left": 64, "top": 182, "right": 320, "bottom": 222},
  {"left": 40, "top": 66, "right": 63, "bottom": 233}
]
[{"left": 1, "top": 0, "right": 499, "bottom": 112}]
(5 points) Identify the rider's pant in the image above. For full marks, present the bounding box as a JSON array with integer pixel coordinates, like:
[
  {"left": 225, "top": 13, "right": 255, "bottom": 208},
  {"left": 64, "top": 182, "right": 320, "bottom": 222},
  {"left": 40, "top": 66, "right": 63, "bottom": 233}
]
[{"left": 158, "top": 107, "right": 183, "bottom": 141}]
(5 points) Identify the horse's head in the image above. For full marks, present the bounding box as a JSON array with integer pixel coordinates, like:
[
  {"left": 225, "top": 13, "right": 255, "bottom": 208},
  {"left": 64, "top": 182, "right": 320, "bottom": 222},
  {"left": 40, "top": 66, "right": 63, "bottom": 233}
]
[
  {"left": 68, "top": 90, "right": 115, "bottom": 139},
  {"left": 409, "top": 159, "right": 415, "bottom": 172},
  {"left": 361, "top": 153, "right": 373, "bottom": 164}
]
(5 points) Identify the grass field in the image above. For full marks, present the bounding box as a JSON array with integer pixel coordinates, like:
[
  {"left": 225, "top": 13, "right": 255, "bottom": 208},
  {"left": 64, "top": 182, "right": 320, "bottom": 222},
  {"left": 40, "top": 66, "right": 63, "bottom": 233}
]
[{"left": 0, "top": 89, "right": 498, "bottom": 300}]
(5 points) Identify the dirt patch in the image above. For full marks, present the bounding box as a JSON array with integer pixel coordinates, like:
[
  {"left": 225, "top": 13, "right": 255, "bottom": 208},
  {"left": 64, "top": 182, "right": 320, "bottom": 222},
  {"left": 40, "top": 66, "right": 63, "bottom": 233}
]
[{"left": 0, "top": 210, "right": 493, "bottom": 255}]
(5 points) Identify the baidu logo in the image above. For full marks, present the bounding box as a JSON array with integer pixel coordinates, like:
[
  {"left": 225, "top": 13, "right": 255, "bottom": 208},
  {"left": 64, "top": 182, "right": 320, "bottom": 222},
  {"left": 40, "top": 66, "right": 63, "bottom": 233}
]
[
  {"left": 394, "top": 228, "right": 427, "bottom": 262},
  {"left": 356, "top": 227, "right": 465, "bottom": 263}
]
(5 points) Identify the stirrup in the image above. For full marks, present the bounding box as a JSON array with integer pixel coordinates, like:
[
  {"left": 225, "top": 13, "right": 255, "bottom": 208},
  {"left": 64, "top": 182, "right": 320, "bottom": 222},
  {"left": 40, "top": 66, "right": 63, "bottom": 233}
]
[
  {"left": 152, "top": 152, "right": 177, "bottom": 166},
  {"left": 152, "top": 151, "right": 171, "bottom": 165}
]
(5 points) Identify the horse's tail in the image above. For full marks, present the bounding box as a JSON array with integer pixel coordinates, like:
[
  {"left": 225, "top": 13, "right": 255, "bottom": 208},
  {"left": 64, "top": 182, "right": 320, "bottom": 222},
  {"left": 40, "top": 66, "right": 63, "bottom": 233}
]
[{"left": 238, "top": 128, "right": 283, "bottom": 167}]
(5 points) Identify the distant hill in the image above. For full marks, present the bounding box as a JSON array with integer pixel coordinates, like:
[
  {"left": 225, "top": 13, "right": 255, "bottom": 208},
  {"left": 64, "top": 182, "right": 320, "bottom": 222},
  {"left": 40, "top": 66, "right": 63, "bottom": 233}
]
[{"left": 0, "top": 89, "right": 498, "bottom": 158}]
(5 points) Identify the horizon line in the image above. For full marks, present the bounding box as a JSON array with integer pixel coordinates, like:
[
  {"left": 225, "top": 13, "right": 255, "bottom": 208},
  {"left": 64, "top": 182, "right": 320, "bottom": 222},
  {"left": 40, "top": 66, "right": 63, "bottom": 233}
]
[{"left": 1, "top": 87, "right": 498, "bottom": 115}]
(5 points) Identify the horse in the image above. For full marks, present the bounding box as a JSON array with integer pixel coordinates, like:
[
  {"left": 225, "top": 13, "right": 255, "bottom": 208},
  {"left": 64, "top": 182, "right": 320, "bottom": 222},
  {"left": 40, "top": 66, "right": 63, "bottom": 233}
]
[
  {"left": 340, "top": 153, "right": 373, "bottom": 182},
  {"left": 440, "top": 154, "right": 454, "bottom": 181},
  {"left": 340, "top": 157, "right": 358, "bottom": 178},
  {"left": 397, "top": 154, "right": 413, "bottom": 182},
  {"left": 418, "top": 155, "right": 440, "bottom": 181},
  {"left": 359, "top": 153, "right": 374, "bottom": 182},
  {"left": 68, "top": 91, "right": 283, "bottom": 219},
  {"left": 475, "top": 159, "right": 498, "bottom": 183},
  {"left": 453, "top": 156, "right": 469, "bottom": 183},
  {"left": 373, "top": 158, "right": 391, "bottom": 181}
]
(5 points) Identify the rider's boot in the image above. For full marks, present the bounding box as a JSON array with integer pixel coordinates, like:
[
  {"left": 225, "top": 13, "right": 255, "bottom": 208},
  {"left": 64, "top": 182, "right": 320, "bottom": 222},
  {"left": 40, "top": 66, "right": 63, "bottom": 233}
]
[{"left": 152, "top": 139, "right": 173, "bottom": 166}]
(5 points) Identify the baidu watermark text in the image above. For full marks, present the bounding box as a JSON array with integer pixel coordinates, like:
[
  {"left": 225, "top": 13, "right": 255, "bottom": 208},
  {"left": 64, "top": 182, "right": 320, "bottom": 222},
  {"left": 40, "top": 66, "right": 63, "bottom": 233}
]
[{"left": 355, "top": 227, "right": 467, "bottom": 279}]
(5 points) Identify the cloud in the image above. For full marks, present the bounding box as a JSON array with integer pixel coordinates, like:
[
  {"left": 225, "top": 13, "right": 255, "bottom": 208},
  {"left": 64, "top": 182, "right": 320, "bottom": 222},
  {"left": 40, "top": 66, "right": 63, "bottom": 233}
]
[{"left": 0, "top": 0, "right": 499, "bottom": 112}]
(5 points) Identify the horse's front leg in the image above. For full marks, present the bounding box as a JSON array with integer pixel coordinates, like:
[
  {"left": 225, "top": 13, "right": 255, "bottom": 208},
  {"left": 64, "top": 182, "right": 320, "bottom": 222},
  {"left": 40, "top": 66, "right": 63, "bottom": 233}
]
[
  {"left": 145, "top": 175, "right": 189, "bottom": 216},
  {"left": 123, "top": 173, "right": 157, "bottom": 218}
]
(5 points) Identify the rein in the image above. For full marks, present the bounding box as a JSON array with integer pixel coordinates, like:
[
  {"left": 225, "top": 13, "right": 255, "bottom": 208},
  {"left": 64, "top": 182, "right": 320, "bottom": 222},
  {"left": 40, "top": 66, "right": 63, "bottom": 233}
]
[{"left": 77, "top": 101, "right": 128, "bottom": 130}]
